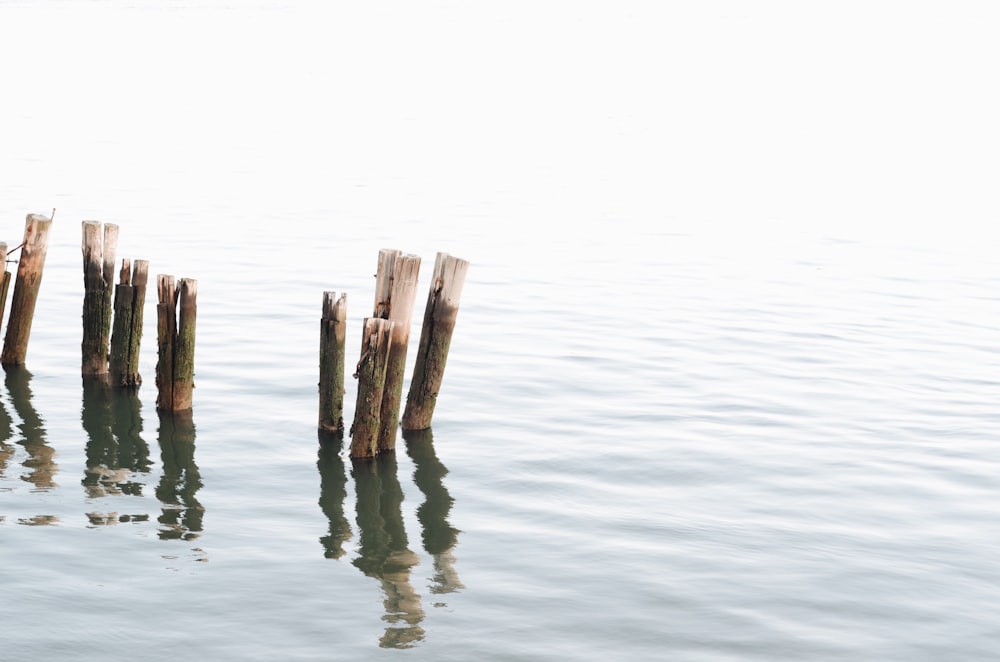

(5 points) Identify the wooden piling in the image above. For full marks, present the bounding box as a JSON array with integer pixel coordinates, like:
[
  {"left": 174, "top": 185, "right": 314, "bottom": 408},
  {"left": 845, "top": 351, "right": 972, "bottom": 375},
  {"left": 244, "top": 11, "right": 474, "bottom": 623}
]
[
  {"left": 349, "top": 317, "right": 394, "bottom": 459},
  {"left": 0, "top": 243, "right": 11, "bottom": 329},
  {"left": 109, "top": 259, "right": 149, "bottom": 386},
  {"left": 319, "top": 291, "right": 348, "bottom": 433},
  {"left": 155, "top": 275, "right": 197, "bottom": 411},
  {"left": 80, "top": 221, "right": 118, "bottom": 377},
  {"left": 1, "top": 213, "right": 53, "bottom": 366},
  {"left": 373, "top": 249, "right": 400, "bottom": 319},
  {"left": 373, "top": 252, "right": 421, "bottom": 453},
  {"left": 155, "top": 276, "right": 175, "bottom": 410},
  {"left": 401, "top": 253, "right": 469, "bottom": 431}
]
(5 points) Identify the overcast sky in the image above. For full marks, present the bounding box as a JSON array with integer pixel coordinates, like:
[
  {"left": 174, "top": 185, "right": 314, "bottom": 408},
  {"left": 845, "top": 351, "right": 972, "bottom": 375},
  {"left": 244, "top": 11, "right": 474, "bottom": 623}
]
[{"left": 1, "top": 1, "right": 997, "bottom": 253}]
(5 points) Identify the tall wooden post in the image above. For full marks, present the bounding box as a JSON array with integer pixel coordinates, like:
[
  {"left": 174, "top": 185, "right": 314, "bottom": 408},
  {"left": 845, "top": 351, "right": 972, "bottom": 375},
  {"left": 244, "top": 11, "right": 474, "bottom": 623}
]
[
  {"left": 401, "top": 253, "right": 469, "bottom": 431},
  {"left": 372, "top": 251, "right": 421, "bottom": 453},
  {"left": 1, "top": 213, "right": 53, "bottom": 366},
  {"left": 81, "top": 221, "right": 118, "bottom": 377},
  {"left": 155, "top": 275, "right": 197, "bottom": 411},
  {"left": 319, "top": 291, "right": 348, "bottom": 433},
  {"left": 350, "top": 317, "right": 394, "bottom": 459},
  {"left": 109, "top": 259, "right": 149, "bottom": 386}
]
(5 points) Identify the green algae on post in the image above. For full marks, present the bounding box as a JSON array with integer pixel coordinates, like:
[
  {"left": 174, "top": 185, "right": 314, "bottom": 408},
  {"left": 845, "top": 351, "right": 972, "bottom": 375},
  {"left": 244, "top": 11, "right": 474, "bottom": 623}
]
[
  {"left": 349, "top": 317, "right": 394, "bottom": 459},
  {"left": 80, "top": 221, "right": 118, "bottom": 378},
  {"left": 155, "top": 275, "right": 197, "bottom": 411},
  {"left": 109, "top": 258, "right": 149, "bottom": 387}
]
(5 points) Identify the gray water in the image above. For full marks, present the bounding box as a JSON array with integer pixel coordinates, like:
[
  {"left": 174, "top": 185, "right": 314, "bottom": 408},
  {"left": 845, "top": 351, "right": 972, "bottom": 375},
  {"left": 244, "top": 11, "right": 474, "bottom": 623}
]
[{"left": 2, "top": 2, "right": 1000, "bottom": 660}]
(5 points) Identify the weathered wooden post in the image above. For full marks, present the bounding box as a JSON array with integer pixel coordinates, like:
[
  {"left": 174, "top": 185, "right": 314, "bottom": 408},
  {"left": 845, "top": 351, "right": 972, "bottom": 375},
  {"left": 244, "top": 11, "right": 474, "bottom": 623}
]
[
  {"left": 319, "top": 291, "right": 348, "bottom": 433},
  {"left": 155, "top": 276, "right": 175, "bottom": 410},
  {"left": 349, "top": 317, "right": 394, "bottom": 459},
  {"left": 109, "top": 259, "right": 149, "bottom": 386},
  {"left": 81, "top": 221, "right": 118, "bottom": 378},
  {"left": 155, "top": 275, "right": 197, "bottom": 411},
  {"left": 0, "top": 243, "right": 11, "bottom": 328},
  {"left": 401, "top": 253, "right": 469, "bottom": 431},
  {"left": 1, "top": 213, "right": 53, "bottom": 366},
  {"left": 372, "top": 250, "right": 421, "bottom": 453}
]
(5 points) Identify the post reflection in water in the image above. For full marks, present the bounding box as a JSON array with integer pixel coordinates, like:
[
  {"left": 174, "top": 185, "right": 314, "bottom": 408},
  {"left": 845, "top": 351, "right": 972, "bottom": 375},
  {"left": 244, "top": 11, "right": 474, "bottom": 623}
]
[
  {"left": 81, "top": 379, "right": 153, "bottom": 525},
  {"left": 0, "top": 382, "right": 13, "bottom": 484},
  {"left": 319, "top": 428, "right": 464, "bottom": 648},
  {"left": 155, "top": 410, "right": 203, "bottom": 541},
  {"left": 4, "top": 368, "right": 58, "bottom": 514},
  {"left": 317, "top": 431, "right": 351, "bottom": 559},
  {"left": 351, "top": 454, "right": 426, "bottom": 649},
  {"left": 403, "top": 428, "right": 464, "bottom": 597}
]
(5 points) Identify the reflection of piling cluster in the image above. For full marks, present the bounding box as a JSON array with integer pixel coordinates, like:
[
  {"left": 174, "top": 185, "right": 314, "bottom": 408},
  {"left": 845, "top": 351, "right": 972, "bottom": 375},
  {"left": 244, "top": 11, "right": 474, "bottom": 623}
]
[
  {"left": 77, "top": 377, "right": 204, "bottom": 541},
  {"left": 317, "top": 428, "right": 463, "bottom": 649}
]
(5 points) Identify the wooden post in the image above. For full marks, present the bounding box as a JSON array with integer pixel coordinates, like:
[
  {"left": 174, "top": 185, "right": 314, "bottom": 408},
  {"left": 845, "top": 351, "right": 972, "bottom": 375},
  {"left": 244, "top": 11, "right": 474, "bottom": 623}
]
[
  {"left": 155, "top": 275, "right": 175, "bottom": 410},
  {"left": 349, "top": 317, "right": 394, "bottom": 459},
  {"left": 373, "top": 252, "right": 421, "bottom": 453},
  {"left": 373, "top": 249, "right": 400, "bottom": 319},
  {"left": 155, "top": 275, "right": 197, "bottom": 411},
  {"left": 0, "top": 243, "right": 11, "bottom": 330},
  {"left": 109, "top": 259, "right": 149, "bottom": 386},
  {"left": 81, "top": 221, "right": 118, "bottom": 377},
  {"left": 401, "top": 253, "right": 469, "bottom": 431},
  {"left": 173, "top": 278, "right": 197, "bottom": 410},
  {"left": 318, "top": 291, "right": 348, "bottom": 433},
  {"left": 1, "top": 213, "right": 53, "bottom": 366}
]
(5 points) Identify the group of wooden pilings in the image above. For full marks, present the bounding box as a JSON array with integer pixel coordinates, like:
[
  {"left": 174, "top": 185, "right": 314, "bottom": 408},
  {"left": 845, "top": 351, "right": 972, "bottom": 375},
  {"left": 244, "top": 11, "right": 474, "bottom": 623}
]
[
  {"left": 79, "top": 221, "right": 198, "bottom": 412},
  {"left": 2, "top": 213, "right": 466, "bottom": 444},
  {"left": 0, "top": 213, "right": 196, "bottom": 413},
  {"left": 319, "top": 250, "right": 469, "bottom": 460}
]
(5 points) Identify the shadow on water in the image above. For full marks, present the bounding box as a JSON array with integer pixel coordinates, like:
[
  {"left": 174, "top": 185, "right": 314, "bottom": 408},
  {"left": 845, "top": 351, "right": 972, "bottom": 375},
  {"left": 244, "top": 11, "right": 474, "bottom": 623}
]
[
  {"left": 156, "top": 410, "right": 203, "bottom": 541},
  {"left": 317, "top": 428, "right": 464, "bottom": 649},
  {"left": 317, "top": 430, "right": 351, "bottom": 559},
  {"left": 4, "top": 366, "right": 59, "bottom": 525},
  {"left": 81, "top": 379, "right": 153, "bottom": 526},
  {"left": 351, "top": 453, "right": 426, "bottom": 649},
  {"left": 403, "top": 428, "right": 464, "bottom": 597}
]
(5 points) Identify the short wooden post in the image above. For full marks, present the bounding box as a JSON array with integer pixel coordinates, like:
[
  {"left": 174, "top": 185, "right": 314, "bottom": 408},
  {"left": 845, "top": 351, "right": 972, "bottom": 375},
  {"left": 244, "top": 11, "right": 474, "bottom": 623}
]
[
  {"left": 109, "top": 259, "right": 149, "bottom": 386},
  {"left": 155, "top": 275, "right": 197, "bottom": 411},
  {"left": 318, "top": 291, "right": 348, "bottom": 433},
  {"left": 1, "top": 213, "right": 54, "bottom": 366},
  {"left": 401, "top": 253, "right": 469, "bottom": 431},
  {"left": 349, "top": 317, "right": 394, "bottom": 459},
  {"left": 81, "top": 221, "right": 118, "bottom": 377},
  {"left": 0, "top": 243, "right": 11, "bottom": 329},
  {"left": 373, "top": 252, "right": 421, "bottom": 453}
]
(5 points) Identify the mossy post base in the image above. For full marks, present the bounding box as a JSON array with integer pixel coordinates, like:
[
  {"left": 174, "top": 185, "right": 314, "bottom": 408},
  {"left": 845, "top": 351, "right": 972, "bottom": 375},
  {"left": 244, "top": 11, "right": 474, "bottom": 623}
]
[
  {"left": 401, "top": 253, "right": 469, "bottom": 431},
  {"left": 349, "top": 317, "right": 394, "bottom": 459},
  {"left": 318, "top": 290, "right": 348, "bottom": 433},
  {"left": 81, "top": 221, "right": 118, "bottom": 378},
  {"left": 109, "top": 259, "right": 149, "bottom": 387},
  {"left": 155, "top": 275, "right": 197, "bottom": 411},
  {"left": 372, "top": 250, "right": 421, "bottom": 453},
  {"left": 1, "top": 213, "right": 53, "bottom": 367}
]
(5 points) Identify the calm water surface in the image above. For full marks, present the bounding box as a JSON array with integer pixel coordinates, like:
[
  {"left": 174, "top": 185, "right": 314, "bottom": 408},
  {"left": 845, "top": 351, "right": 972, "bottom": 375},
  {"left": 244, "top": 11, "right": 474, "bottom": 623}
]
[{"left": 2, "top": 2, "right": 1000, "bottom": 660}]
